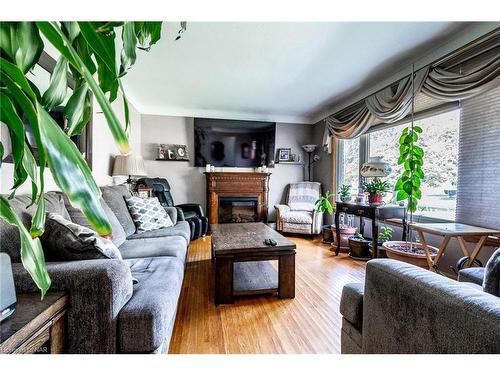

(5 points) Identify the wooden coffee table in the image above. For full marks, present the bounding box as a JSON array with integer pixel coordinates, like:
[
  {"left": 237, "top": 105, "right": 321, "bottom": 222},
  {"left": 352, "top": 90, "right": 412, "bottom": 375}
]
[{"left": 211, "top": 223, "right": 296, "bottom": 305}]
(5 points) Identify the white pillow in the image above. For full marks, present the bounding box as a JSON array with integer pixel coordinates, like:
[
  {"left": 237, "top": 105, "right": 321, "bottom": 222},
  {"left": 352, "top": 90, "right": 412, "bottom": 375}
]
[{"left": 125, "top": 196, "right": 174, "bottom": 233}]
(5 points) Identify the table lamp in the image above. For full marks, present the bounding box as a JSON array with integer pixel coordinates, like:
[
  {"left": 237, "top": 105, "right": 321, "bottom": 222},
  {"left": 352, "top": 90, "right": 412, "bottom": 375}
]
[{"left": 112, "top": 155, "right": 147, "bottom": 190}]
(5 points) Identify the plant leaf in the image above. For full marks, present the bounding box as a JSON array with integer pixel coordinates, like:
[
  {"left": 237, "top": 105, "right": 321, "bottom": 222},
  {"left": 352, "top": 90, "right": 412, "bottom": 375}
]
[
  {"left": 41, "top": 56, "right": 68, "bottom": 110},
  {"left": 396, "top": 190, "right": 409, "bottom": 201},
  {"left": 0, "top": 22, "right": 44, "bottom": 73},
  {"left": 119, "top": 22, "right": 137, "bottom": 76},
  {"left": 0, "top": 196, "right": 51, "bottom": 298},
  {"left": 64, "top": 80, "right": 91, "bottom": 136},
  {"left": 78, "top": 22, "right": 116, "bottom": 77},
  {"left": 36, "top": 103, "right": 112, "bottom": 236},
  {"left": 0, "top": 57, "right": 37, "bottom": 101},
  {"left": 0, "top": 92, "right": 28, "bottom": 189},
  {"left": 135, "top": 21, "right": 162, "bottom": 50},
  {"left": 37, "top": 22, "right": 130, "bottom": 154}
]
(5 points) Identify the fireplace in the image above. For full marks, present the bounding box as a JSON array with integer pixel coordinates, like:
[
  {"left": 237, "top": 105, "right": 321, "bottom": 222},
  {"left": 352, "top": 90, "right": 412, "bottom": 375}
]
[
  {"left": 205, "top": 172, "right": 271, "bottom": 225},
  {"left": 218, "top": 197, "right": 258, "bottom": 223}
]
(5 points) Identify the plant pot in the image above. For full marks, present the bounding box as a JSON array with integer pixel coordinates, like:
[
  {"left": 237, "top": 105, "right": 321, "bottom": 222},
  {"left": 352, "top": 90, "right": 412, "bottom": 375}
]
[
  {"left": 382, "top": 241, "right": 439, "bottom": 269},
  {"left": 322, "top": 225, "right": 334, "bottom": 243},
  {"left": 340, "top": 196, "right": 351, "bottom": 203},
  {"left": 348, "top": 236, "right": 371, "bottom": 260},
  {"left": 368, "top": 241, "right": 387, "bottom": 258},
  {"left": 331, "top": 226, "right": 357, "bottom": 252},
  {"left": 368, "top": 193, "right": 383, "bottom": 205}
]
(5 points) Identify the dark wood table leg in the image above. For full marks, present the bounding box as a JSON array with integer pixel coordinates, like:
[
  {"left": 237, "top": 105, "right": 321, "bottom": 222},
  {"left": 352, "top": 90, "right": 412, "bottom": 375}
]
[
  {"left": 371, "top": 218, "right": 379, "bottom": 258},
  {"left": 215, "top": 256, "right": 234, "bottom": 305},
  {"left": 360, "top": 216, "right": 365, "bottom": 237},
  {"left": 278, "top": 254, "right": 295, "bottom": 299},
  {"left": 335, "top": 210, "right": 341, "bottom": 255}
]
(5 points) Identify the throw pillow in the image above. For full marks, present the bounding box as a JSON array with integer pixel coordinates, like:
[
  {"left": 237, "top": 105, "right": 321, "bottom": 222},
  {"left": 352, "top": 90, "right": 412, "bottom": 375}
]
[
  {"left": 41, "top": 213, "right": 123, "bottom": 262},
  {"left": 125, "top": 196, "right": 174, "bottom": 233},
  {"left": 483, "top": 248, "right": 500, "bottom": 297},
  {"left": 63, "top": 196, "right": 127, "bottom": 247}
]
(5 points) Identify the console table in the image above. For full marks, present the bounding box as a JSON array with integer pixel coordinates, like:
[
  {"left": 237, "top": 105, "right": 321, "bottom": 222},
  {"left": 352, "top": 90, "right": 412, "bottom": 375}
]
[
  {"left": 334, "top": 202, "right": 407, "bottom": 258},
  {"left": 0, "top": 292, "right": 68, "bottom": 354}
]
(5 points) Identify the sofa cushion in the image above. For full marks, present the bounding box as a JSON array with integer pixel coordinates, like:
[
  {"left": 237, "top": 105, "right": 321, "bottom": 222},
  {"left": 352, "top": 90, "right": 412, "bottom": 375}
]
[
  {"left": 280, "top": 210, "right": 313, "bottom": 224},
  {"left": 483, "top": 248, "right": 500, "bottom": 297},
  {"left": 42, "top": 213, "right": 123, "bottom": 261},
  {"left": 101, "top": 185, "right": 136, "bottom": 237},
  {"left": 126, "top": 221, "right": 191, "bottom": 244},
  {"left": 340, "top": 283, "right": 364, "bottom": 328},
  {"left": 458, "top": 267, "right": 485, "bottom": 286},
  {"left": 126, "top": 196, "right": 174, "bottom": 233},
  {"left": 64, "top": 196, "right": 127, "bottom": 247},
  {"left": 118, "top": 257, "right": 184, "bottom": 353},
  {"left": 119, "top": 236, "right": 188, "bottom": 262},
  {"left": 0, "top": 192, "right": 70, "bottom": 262}
]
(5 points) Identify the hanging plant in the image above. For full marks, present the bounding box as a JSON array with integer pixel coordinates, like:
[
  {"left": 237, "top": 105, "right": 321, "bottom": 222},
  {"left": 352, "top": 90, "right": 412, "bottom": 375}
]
[
  {"left": 0, "top": 21, "right": 186, "bottom": 297},
  {"left": 394, "top": 125, "right": 425, "bottom": 213}
]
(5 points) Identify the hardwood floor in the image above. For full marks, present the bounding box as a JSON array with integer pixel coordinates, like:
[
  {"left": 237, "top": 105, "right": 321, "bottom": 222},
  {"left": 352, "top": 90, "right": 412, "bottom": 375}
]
[{"left": 169, "top": 235, "right": 366, "bottom": 354}]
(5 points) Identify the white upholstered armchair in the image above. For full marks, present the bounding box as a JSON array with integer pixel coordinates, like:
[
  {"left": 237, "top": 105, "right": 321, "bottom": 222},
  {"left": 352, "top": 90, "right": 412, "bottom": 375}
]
[{"left": 275, "top": 182, "right": 323, "bottom": 235}]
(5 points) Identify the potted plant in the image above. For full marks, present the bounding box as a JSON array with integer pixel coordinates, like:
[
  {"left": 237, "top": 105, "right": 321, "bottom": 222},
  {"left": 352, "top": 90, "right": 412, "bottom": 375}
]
[
  {"left": 348, "top": 233, "right": 371, "bottom": 260},
  {"left": 362, "top": 178, "right": 390, "bottom": 205},
  {"left": 0, "top": 22, "right": 182, "bottom": 297},
  {"left": 315, "top": 191, "right": 334, "bottom": 240},
  {"left": 382, "top": 122, "right": 439, "bottom": 268},
  {"left": 339, "top": 184, "right": 351, "bottom": 202}
]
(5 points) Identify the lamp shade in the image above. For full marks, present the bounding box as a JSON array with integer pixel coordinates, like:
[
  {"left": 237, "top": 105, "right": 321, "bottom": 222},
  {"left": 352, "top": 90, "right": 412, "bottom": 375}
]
[
  {"left": 360, "top": 156, "right": 391, "bottom": 177},
  {"left": 112, "top": 155, "right": 147, "bottom": 177}
]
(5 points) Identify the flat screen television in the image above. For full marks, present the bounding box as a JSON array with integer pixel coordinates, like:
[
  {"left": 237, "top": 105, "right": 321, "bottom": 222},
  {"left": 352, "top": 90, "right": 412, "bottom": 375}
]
[{"left": 194, "top": 118, "right": 276, "bottom": 167}]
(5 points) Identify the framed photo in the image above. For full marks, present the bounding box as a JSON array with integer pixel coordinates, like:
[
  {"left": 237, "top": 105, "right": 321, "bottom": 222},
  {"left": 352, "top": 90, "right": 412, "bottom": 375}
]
[
  {"left": 158, "top": 144, "right": 167, "bottom": 159},
  {"left": 277, "top": 148, "right": 291, "bottom": 162},
  {"left": 137, "top": 187, "right": 153, "bottom": 199},
  {"left": 173, "top": 144, "right": 189, "bottom": 160}
]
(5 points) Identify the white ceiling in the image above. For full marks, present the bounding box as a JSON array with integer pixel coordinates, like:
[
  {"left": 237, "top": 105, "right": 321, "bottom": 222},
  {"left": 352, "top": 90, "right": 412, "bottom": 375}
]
[{"left": 122, "top": 22, "right": 469, "bottom": 124}]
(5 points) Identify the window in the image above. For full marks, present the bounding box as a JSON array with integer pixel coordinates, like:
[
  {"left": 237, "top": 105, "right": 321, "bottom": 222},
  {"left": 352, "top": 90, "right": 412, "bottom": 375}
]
[
  {"left": 338, "top": 138, "right": 360, "bottom": 194},
  {"left": 339, "top": 109, "right": 460, "bottom": 221}
]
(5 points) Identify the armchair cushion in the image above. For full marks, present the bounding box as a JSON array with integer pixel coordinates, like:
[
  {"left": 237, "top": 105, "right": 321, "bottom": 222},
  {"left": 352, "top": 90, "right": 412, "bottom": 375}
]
[
  {"left": 287, "top": 182, "right": 321, "bottom": 212},
  {"left": 280, "top": 210, "right": 313, "bottom": 224}
]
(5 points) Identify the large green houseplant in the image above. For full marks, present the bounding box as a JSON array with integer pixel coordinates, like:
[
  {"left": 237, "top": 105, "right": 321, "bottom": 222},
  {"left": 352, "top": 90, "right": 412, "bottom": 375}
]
[{"left": 0, "top": 21, "right": 185, "bottom": 297}]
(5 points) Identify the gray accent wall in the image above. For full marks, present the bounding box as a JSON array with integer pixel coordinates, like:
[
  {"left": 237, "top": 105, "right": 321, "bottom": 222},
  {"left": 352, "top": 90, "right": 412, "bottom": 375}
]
[{"left": 140, "top": 114, "right": 314, "bottom": 221}]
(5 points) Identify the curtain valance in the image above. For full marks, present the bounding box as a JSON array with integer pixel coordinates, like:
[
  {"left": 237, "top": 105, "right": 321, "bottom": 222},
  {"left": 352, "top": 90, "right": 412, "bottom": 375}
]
[{"left": 322, "top": 32, "right": 500, "bottom": 150}]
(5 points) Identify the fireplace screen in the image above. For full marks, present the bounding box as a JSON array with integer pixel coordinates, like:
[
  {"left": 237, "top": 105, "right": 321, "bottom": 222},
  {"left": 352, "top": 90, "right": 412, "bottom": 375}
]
[{"left": 218, "top": 197, "right": 258, "bottom": 223}]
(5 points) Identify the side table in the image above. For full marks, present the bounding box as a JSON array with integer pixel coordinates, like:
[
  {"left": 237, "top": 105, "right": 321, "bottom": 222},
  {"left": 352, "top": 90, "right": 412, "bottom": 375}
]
[
  {"left": 409, "top": 222, "right": 500, "bottom": 272},
  {"left": 334, "top": 202, "right": 407, "bottom": 258},
  {"left": 0, "top": 292, "right": 69, "bottom": 354}
]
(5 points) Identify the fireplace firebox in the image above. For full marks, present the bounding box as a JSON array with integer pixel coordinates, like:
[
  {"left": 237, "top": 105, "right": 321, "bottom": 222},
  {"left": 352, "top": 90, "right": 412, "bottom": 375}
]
[{"left": 218, "top": 197, "right": 258, "bottom": 223}]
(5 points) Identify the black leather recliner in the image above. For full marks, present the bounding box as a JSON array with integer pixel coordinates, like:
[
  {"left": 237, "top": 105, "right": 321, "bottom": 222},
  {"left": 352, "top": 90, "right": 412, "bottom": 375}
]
[{"left": 136, "top": 177, "right": 209, "bottom": 240}]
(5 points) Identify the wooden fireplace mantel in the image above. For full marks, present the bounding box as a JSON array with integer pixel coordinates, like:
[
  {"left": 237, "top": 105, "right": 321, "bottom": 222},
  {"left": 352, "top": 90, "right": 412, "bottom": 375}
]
[{"left": 205, "top": 172, "right": 271, "bottom": 225}]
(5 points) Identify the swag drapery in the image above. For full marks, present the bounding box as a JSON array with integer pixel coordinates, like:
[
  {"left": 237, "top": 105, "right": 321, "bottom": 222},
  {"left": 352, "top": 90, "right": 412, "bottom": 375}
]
[{"left": 322, "top": 33, "right": 500, "bottom": 151}]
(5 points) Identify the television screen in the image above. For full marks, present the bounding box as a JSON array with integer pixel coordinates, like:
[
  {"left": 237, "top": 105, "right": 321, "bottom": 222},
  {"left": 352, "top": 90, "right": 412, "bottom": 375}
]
[{"left": 194, "top": 118, "right": 276, "bottom": 167}]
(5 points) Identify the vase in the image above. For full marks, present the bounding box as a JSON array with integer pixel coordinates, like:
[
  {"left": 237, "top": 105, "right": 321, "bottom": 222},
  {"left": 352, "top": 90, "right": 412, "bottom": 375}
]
[{"left": 368, "top": 193, "right": 383, "bottom": 205}]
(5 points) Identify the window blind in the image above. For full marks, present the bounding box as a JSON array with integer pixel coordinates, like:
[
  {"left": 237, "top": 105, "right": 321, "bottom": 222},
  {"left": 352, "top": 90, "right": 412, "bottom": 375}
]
[{"left": 455, "top": 85, "right": 500, "bottom": 229}]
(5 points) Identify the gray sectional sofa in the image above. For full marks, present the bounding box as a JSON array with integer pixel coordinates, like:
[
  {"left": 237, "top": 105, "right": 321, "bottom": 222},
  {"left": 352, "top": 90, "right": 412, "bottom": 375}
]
[
  {"left": 1, "top": 185, "right": 190, "bottom": 353},
  {"left": 340, "top": 258, "right": 500, "bottom": 354}
]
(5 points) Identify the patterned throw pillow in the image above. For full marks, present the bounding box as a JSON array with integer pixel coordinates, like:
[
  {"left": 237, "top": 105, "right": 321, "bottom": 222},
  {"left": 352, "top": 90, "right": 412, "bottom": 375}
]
[{"left": 126, "top": 196, "right": 174, "bottom": 233}]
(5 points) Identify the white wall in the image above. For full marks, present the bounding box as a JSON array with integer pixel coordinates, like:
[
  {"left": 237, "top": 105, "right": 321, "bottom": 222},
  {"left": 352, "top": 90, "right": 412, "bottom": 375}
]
[
  {"left": 0, "top": 95, "right": 141, "bottom": 194},
  {"left": 141, "top": 114, "right": 314, "bottom": 220}
]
